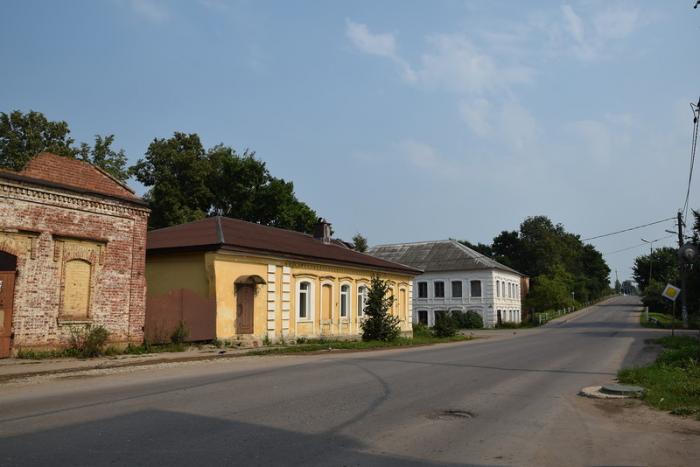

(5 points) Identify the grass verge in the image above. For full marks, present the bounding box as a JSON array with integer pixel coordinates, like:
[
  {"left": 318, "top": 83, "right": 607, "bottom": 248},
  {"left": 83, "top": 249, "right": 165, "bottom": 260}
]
[
  {"left": 15, "top": 342, "right": 188, "bottom": 360},
  {"left": 640, "top": 312, "right": 684, "bottom": 329},
  {"left": 247, "top": 335, "right": 473, "bottom": 356},
  {"left": 618, "top": 335, "right": 700, "bottom": 418}
]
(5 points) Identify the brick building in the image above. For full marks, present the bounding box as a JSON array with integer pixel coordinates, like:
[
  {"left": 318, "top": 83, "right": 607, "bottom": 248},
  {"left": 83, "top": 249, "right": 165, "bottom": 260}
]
[{"left": 0, "top": 152, "right": 149, "bottom": 356}]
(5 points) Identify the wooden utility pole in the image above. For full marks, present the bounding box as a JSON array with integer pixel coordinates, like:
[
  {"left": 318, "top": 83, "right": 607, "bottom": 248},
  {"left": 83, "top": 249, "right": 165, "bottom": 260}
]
[{"left": 677, "top": 211, "right": 689, "bottom": 328}]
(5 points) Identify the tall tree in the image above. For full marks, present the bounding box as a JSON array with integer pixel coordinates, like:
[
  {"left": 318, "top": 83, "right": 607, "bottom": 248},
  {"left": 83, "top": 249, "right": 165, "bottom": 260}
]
[
  {"left": 77, "top": 134, "right": 129, "bottom": 182},
  {"left": 0, "top": 110, "right": 76, "bottom": 170},
  {"left": 130, "top": 133, "right": 214, "bottom": 229},
  {"left": 0, "top": 110, "right": 129, "bottom": 181},
  {"left": 352, "top": 233, "right": 368, "bottom": 253},
  {"left": 632, "top": 247, "right": 678, "bottom": 292},
  {"left": 131, "top": 133, "right": 319, "bottom": 232}
]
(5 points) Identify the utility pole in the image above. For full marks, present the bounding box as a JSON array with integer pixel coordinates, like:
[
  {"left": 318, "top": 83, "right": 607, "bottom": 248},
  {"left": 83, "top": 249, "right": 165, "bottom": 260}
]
[{"left": 677, "top": 211, "right": 689, "bottom": 328}]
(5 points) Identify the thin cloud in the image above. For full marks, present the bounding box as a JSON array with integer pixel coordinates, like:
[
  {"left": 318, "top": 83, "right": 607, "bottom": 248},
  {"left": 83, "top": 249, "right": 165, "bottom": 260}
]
[{"left": 345, "top": 20, "right": 416, "bottom": 81}]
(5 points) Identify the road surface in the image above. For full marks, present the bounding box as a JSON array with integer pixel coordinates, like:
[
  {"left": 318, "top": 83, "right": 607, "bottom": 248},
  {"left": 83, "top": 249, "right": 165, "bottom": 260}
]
[{"left": 1, "top": 295, "right": 698, "bottom": 466}]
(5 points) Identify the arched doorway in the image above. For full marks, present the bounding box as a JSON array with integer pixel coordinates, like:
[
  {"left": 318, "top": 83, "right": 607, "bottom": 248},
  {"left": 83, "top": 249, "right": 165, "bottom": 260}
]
[
  {"left": 235, "top": 275, "right": 265, "bottom": 335},
  {"left": 0, "top": 251, "right": 17, "bottom": 358}
]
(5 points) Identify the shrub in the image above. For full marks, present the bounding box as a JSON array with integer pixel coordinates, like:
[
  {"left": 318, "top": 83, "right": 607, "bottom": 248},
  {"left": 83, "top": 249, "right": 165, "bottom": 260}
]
[
  {"left": 412, "top": 323, "right": 432, "bottom": 338},
  {"left": 69, "top": 325, "right": 110, "bottom": 357},
  {"left": 433, "top": 311, "right": 457, "bottom": 338},
  {"left": 453, "top": 310, "right": 483, "bottom": 329},
  {"left": 361, "top": 275, "right": 401, "bottom": 342},
  {"left": 170, "top": 321, "right": 189, "bottom": 344}
]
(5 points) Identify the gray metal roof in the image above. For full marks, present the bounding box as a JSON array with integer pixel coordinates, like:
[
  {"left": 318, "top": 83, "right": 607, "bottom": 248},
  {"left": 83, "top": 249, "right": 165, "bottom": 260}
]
[{"left": 367, "top": 240, "right": 523, "bottom": 276}]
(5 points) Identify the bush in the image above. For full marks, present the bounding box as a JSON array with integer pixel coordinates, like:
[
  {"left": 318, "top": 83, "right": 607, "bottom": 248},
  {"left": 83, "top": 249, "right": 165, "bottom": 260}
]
[
  {"left": 361, "top": 275, "right": 401, "bottom": 342},
  {"left": 433, "top": 311, "right": 457, "bottom": 338},
  {"left": 412, "top": 323, "right": 432, "bottom": 338},
  {"left": 453, "top": 310, "right": 484, "bottom": 329},
  {"left": 68, "top": 325, "right": 110, "bottom": 358},
  {"left": 170, "top": 321, "right": 189, "bottom": 344}
]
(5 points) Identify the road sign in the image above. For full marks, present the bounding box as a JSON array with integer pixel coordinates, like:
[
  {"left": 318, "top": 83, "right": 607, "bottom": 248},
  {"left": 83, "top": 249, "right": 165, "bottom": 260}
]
[{"left": 662, "top": 284, "right": 681, "bottom": 301}]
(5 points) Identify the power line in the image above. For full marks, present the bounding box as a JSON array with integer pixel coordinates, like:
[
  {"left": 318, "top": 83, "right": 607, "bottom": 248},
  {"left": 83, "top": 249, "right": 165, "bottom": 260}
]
[
  {"left": 682, "top": 97, "right": 700, "bottom": 221},
  {"left": 602, "top": 235, "right": 674, "bottom": 256},
  {"left": 582, "top": 217, "right": 676, "bottom": 241}
]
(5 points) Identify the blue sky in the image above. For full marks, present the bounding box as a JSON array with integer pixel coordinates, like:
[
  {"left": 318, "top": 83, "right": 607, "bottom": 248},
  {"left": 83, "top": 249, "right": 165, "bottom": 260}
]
[{"left": 2, "top": 0, "right": 699, "bottom": 283}]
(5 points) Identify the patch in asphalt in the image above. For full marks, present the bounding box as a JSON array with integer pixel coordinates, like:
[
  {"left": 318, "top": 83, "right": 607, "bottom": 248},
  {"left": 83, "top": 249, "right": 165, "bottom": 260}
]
[{"left": 428, "top": 409, "right": 475, "bottom": 420}]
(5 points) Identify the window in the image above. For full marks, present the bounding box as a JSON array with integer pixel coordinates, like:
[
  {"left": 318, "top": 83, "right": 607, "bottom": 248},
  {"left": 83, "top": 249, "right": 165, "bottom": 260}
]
[
  {"left": 62, "top": 259, "right": 92, "bottom": 318},
  {"left": 501, "top": 281, "right": 505, "bottom": 298},
  {"left": 434, "top": 281, "right": 445, "bottom": 298},
  {"left": 340, "top": 284, "right": 350, "bottom": 318},
  {"left": 451, "top": 280, "right": 462, "bottom": 298},
  {"left": 417, "top": 281, "right": 428, "bottom": 298},
  {"left": 418, "top": 310, "right": 428, "bottom": 325},
  {"left": 357, "top": 286, "right": 368, "bottom": 317},
  {"left": 470, "top": 280, "right": 482, "bottom": 297},
  {"left": 298, "top": 281, "right": 311, "bottom": 319},
  {"left": 496, "top": 280, "right": 500, "bottom": 297},
  {"left": 508, "top": 283, "right": 512, "bottom": 298}
]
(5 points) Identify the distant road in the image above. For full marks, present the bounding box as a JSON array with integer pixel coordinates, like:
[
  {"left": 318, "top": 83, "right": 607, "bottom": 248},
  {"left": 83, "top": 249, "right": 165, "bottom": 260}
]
[{"left": 1, "top": 295, "right": 698, "bottom": 466}]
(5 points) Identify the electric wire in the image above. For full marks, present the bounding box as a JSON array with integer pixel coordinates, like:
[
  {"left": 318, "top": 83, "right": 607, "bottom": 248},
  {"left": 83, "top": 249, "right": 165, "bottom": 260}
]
[
  {"left": 682, "top": 98, "right": 699, "bottom": 222},
  {"left": 602, "top": 235, "right": 674, "bottom": 256},
  {"left": 581, "top": 217, "right": 675, "bottom": 242}
]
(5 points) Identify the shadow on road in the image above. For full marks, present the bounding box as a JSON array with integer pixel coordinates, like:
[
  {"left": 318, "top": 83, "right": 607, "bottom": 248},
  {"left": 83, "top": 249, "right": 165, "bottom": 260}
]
[{"left": 0, "top": 409, "right": 483, "bottom": 467}]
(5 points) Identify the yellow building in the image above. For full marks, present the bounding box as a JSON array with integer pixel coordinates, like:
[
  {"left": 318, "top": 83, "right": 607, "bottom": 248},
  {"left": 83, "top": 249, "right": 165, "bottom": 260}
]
[{"left": 145, "top": 217, "right": 420, "bottom": 343}]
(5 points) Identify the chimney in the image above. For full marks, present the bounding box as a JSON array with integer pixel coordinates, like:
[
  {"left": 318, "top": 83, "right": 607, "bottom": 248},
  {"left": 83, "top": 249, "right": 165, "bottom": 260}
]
[{"left": 313, "top": 218, "right": 332, "bottom": 244}]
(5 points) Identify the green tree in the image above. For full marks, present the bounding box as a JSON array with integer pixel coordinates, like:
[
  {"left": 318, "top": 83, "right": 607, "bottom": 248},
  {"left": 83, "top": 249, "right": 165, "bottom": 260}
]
[
  {"left": 352, "top": 233, "right": 368, "bottom": 252},
  {"left": 0, "top": 110, "right": 129, "bottom": 181},
  {"left": 614, "top": 279, "right": 622, "bottom": 294},
  {"left": 131, "top": 132, "right": 319, "bottom": 232},
  {"left": 130, "top": 133, "right": 213, "bottom": 229},
  {"left": 458, "top": 239, "right": 493, "bottom": 257},
  {"left": 0, "top": 110, "right": 76, "bottom": 170},
  {"left": 360, "top": 275, "right": 401, "bottom": 341},
  {"left": 632, "top": 247, "right": 678, "bottom": 292},
  {"left": 77, "top": 134, "right": 129, "bottom": 182}
]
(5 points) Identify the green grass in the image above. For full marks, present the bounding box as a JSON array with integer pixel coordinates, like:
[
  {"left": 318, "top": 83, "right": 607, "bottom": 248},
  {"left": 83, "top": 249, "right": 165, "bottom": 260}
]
[
  {"left": 640, "top": 312, "right": 684, "bottom": 329},
  {"left": 15, "top": 342, "right": 189, "bottom": 360},
  {"left": 618, "top": 336, "right": 700, "bottom": 418},
  {"left": 246, "top": 335, "right": 473, "bottom": 356}
]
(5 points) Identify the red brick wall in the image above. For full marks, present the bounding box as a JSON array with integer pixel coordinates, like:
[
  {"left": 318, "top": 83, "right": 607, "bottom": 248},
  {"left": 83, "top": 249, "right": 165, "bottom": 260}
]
[{"left": 0, "top": 176, "right": 149, "bottom": 350}]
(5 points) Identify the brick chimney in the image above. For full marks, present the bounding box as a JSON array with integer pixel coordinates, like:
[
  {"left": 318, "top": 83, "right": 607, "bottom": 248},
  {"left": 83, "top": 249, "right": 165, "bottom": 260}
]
[{"left": 313, "top": 218, "right": 332, "bottom": 244}]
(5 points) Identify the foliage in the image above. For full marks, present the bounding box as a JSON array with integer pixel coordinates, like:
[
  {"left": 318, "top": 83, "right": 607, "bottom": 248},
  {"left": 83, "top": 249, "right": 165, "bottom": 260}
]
[
  {"left": 614, "top": 279, "right": 622, "bottom": 294},
  {"left": 618, "top": 336, "right": 700, "bottom": 418},
  {"left": 68, "top": 325, "right": 110, "bottom": 358},
  {"left": 412, "top": 323, "right": 432, "bottom": 337},
  {"left": 457, "top": 240, "right": 492, "bottom": 257},
  {"left": 461, "top": 216, "right": 610, "bottom": 314},
  {"left": 433, "top": 311, "right": 457, "bottom": 337},
  {"left": 0, "top": 110, "right": 129, "bottom": 181},
  {"left": 360, "top": 275, "right": 401, "bottom": 342},
  {"left": 452, "top": 310, "right": 484, "bottom": 329},
  {"left": 170, "top": 321, "right": 189, "bottom": 345},
  {"left": 131, "top": 133, "right": 319, "bottom": 232},
  {"left": 352, "top": 233, "right": 368, "bottom": 252},
  {"left": 632, "top": 247, "right": 679, "bottom": 293}
]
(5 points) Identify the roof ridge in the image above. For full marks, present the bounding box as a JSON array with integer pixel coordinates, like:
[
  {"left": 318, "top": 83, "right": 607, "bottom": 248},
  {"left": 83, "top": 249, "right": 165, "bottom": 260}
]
[{"left": 369, "top": 239, "right": 453, "bottom": 248}]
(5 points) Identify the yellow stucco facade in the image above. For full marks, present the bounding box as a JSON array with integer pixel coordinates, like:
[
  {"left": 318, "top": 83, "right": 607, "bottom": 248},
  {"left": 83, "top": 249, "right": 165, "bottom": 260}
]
[{"left": 145, "top": 249, "right": 415, "bottom": 342}]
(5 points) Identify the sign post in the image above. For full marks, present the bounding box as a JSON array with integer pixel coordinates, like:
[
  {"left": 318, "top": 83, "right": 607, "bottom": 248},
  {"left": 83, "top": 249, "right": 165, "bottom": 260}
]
[{"left": 662, "top": 284, "right": 681, "bottom": 337}]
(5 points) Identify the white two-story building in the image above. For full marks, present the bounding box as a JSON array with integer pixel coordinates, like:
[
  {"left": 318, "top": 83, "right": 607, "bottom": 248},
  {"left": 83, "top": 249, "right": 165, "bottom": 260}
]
[{"left": 368, "top": 240, "right": 525, "bottom": 328}]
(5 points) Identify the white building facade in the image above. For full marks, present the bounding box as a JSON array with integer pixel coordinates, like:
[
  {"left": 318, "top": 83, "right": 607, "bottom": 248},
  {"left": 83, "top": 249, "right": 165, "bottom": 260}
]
[{"left": 368, "top": 240, "right": 524, "bottom": 328}]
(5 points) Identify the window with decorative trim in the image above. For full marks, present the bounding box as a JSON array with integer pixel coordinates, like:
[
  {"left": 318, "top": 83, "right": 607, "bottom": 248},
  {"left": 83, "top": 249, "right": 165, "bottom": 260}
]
[
  {"left": 297, "top": 281, "right": 313, "bottom": 320},
  {"left": 470, "top": 280, "right": 482, "bottom": 298},
  {"left": 496, "top": 280, "right": 500, "bottom": 297},
  {"left": 340, "top": 284, "right": 350, "bottom": 318},
  {"left": 417, "top": 281, "right": 428, "bottom": 298},
  {"left": 451, "top": 280, "right": 462, "bottom": 298},
  {"left": 357, "top": 285, "right": 368, "bottom": 317},
  {"left": 434, "top": 281, "right": 445, "bottom": 298}
]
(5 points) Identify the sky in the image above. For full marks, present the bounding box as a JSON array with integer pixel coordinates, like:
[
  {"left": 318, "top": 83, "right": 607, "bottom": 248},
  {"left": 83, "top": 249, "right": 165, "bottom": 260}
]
[{"left": 1, "top": 0, "right": 699, "bottom": 284}]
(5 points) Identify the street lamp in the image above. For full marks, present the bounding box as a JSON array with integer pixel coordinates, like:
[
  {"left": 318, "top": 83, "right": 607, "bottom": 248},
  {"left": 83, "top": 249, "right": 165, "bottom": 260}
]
[{"left": 641, "top": 237, "right": 658, "bottom": 288}]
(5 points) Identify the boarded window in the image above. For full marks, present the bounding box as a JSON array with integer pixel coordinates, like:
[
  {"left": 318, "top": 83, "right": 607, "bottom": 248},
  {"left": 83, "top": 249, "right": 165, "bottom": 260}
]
[{"left": 63, "top": 260, "right": 91, "bottom": 318}]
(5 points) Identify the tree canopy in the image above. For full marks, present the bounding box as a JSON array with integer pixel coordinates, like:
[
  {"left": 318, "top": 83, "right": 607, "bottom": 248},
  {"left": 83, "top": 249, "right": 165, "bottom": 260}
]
[
  {"left": 460, "top": 215, "right": 611, "bottom": 313},
  {"left": 130, "top": 132, "right": 318, "bottom": 232},
  {"left": 352, "top": 233, "right": 368, "bottom": 252},
  {"left": 0, "top": 110, "right": 130, "bottom": 181}
]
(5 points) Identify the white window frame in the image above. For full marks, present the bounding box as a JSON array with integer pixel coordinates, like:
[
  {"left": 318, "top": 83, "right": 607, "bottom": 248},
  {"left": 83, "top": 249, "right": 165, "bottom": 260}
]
[
  {"left": 357, "top": 284, "right": 368, "bottom": 317},
  {"left": 470, "top": 280, "right": 482, "bottom": 298},
  {"left": 296, "top": 280, "right": 315, "bottom": 321},
  {"left": 340, "top": 283, "right": 351, "bottom": 319}
]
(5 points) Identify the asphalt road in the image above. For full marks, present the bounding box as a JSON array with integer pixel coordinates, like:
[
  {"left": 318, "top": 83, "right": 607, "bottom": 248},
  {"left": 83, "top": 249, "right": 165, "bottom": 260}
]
[{"left": 1, "top": 295, "right": 698, "bottom": 466}]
